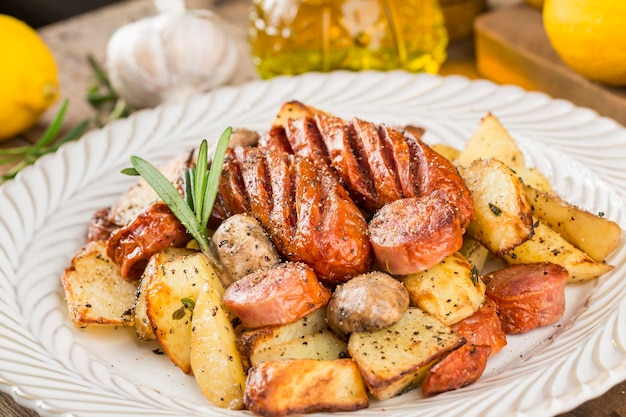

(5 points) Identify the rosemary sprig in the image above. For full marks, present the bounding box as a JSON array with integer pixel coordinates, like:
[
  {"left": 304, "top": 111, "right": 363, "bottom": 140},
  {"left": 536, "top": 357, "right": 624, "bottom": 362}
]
[
  {"left": 0, "top": 99, "right": 89, "bottom": 184},
  {"left": 86, "top": 54, "right": 131, "bottom": 126},
  {"left": 124, "top": 127, "right": 232, "bottom": 255}
]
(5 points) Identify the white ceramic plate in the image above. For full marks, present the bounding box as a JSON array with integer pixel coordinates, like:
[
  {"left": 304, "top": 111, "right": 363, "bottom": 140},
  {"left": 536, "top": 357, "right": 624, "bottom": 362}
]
[{"left": 1, "top": 71, "right": 625, "bottom": 417}]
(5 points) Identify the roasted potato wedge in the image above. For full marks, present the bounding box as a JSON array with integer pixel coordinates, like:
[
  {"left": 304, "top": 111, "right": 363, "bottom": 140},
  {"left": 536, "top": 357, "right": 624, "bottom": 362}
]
[
  {"left": 272, "top": 100, "right": 328, "bottom": 128},
  {"left": 237, "top": 307, "right": 328, "bottom": 369},
  {"left": 460, "top": 158, "right": 534, "bottom": 255},
  {"left": 430, "top": 143, "right": 461, "bottom": 163},
  {"left": 514, "top": 166, "right": 553, "bottom": 193},
  {"left": 191, "top": 274, "right": 246, "bottom": 410},
  {"left": 459, "top": 237, "right": 490, "bottom": 273},
  {"left": 348, "top": 308, "right": 464, "bottom": 400},
  {"left": 524, "top": 185, "right": 623, "bottom": 262},
  {"left": 61, "top": 240, "right": 137, "bottom": 327},
  {"left": 247, "top": 328, "right": 347, "bottom": 368},
  {"left": 144, "top": 252, "right": 218, "bottom": 373},
  {"left": 134, "top": 247, "right": 196, "bottom": 341},
  {"left": 401, "top": 252, "right": 485, "bottom": 326},
  {"left": 456, "top": 113, "right": 525, "bottom": 168},
  {"left": 504, "top": 219, "right": 614, "bottom": 282},
  {"left": 244, "top": 359, "right": 369, "bottom": 416}
]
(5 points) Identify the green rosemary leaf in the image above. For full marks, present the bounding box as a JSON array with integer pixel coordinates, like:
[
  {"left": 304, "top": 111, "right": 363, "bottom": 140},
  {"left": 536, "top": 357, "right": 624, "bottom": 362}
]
[
  {"left": 200, "top": 127, "right": 231, "bottom": 229},
  {"left": 34, "top": 99, "right": 69, "bottom": 151},
  {"left": 184, "top": 168, "right": 195, "bottom": 211},
  {"left": 129, "top": 155, "right": 210, "bottom": 253},
  {"left": 194, "top": 140, "right": 209, "bottom": 224},
  {"left": 121, "top": 167, "right": 140, "bottom": 176},
  {"left": 52, "top": 119, "right": 90, "bottom": 149}
]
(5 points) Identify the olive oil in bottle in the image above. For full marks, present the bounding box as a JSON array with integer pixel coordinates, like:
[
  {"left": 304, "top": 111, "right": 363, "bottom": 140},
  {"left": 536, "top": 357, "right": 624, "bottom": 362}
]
[{"left": 249, "top": 0, "right": 448, "bottom": 79}]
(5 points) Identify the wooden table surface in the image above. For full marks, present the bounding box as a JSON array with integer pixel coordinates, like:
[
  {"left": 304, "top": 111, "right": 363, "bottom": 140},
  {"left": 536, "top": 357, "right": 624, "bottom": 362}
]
[{"left": 0, "top": 1, "right": 624, "bottom": 416}]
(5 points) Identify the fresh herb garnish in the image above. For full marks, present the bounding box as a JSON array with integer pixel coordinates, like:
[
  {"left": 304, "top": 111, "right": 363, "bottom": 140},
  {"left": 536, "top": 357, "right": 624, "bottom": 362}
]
[
  {"left": 123, "top": 127, "right": 232, "bottom": 256},
  {"left": 488, "top": 203, "right": 503, "bottom": 217},
  {"left": 173, "top": 297, "right": 196, "bottom": 320},
  {"left": 86, "top": 54, "right": 131, "bottom": 126},
  {"left": 0, "top": 99, "right": 89, "bottom": 184}
]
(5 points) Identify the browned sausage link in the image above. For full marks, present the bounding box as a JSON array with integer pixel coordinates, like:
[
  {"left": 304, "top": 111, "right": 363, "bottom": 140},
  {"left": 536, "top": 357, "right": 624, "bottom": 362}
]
[
  {"left": 368, "top": 194, "right": 464, "bottom": 275},
  {"left": 106, "top": 202, "right": 191, "bottom": 280},
  {"left": 258, "top": 125, "right": 293, "bottom": 154},
  {"left": 422, "top": 344, "right": 491, "bottom": 396},
  {"left": 217, "top": 147, "right": 372, "bottom": 286},
  {"left": 87, "top": 207, "right": 119, "bottom": 242},
  {"left": 483, "top": 262, "right": 568, "bottom": 334},
  {"left": 314, "top": 113, "right": 378, "bottom": 211},
  {"left": 450, "top": 297, "right": 507, "bottom": 357},
  {"left": 294, "top": 157, "right": 373, "bottom": 285},
  {"left": 378, "top": 124, "right": 418, "bottom": 198},
  {"left": 351, "top": 117, "right": 402, "bottom": 206},
  {"left": 263, "top": 149, "right": 296, "bottom": 256},
  {"left": 406, "top": 133, "right": 474, "bottom": 229},
  {"left": 404, "top": 130, "right": 475, "bottom": 229}
]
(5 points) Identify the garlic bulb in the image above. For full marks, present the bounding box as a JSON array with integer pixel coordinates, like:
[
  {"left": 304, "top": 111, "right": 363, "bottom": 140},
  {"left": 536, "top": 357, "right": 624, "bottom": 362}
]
[{"left": 106, "top": 0, "right": 256, "bottom": 109}]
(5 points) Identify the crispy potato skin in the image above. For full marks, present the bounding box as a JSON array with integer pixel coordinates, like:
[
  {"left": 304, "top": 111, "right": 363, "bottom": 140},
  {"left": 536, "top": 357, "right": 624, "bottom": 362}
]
[
  {"left": 62, "top": 240, "right": 136, "bottom": 327},
  {"left": 401, "top": 252, "right": 486, "bottom": 326},
  {"left": 107, "top": 203, "right": 191, "bottom": 280},
  {"left": 369, "top": 194, "right": 464, "bottom": 275},
  {"left": 450, "top": 298, "right": 507, "bottom": 357},
  {"left": 244, "top": 359, "right": 369, "bottom": 417},
  {"left": 422, "top": 344, "right": 491, "bottom": 396},
  {"left": 223, "top": 262, "right": 331, "bottom": 329},
  {"left": 484, "top": 262, "right": 568, "bottom": 333}
]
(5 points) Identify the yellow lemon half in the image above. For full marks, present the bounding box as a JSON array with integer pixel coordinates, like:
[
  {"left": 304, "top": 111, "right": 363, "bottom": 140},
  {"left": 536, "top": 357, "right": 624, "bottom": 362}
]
[
  {"left": 0, "top": 14, "right": 59, "bottom": 141},
  {"left": 543, "top": 0, "right": 626, "bottom": 87}
]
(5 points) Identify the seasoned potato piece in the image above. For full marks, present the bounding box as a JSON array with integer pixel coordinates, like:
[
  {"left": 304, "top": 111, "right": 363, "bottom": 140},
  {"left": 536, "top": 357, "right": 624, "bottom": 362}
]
[
  {"left": 244, "top": 359, "right": 369, "bottom": 416},
  {"left": 145, "top": 252, "right": 218, "bottom": 373},
  {"left": 514, "top": 167, "right": 553, "bottom": 193},
  {"left": 211, "top": 213, "right": 281, "bottom": 286},
  {"left": 459, "top": 237, "right": 489, "bottom": 273},
  {"left": 237, "top": 307, "right": 328, "bottom": 369},
  {"left": 62, "top": 240, "right": 137, "bottom": 327},
  {"left": 191, "top": 277, "right": 246, "bottom": 410},
  {"left": 456, "top": 113, "right": 525, "bottom": 168},
  {"left": 134, "top": 247, "right": 195, "bottom": 341},
  {"left": 272, "top": 100, "right": 328, "bottom": 128},
  {"left": 524, "top": 185, "right": 623, "bottom": 262},
  {"left": 460, "top": 158, "right": 534, "bottom": 255},
  {"left": 504, "top": 219, "right": 614, "bottom": 282},
  {"left": 348, "top": 308, "right": 464, "bottom": 400},
  {"left": 430, "top": 143, "right": 461, "bottom": 163},
  {"left": 401, "top": 252, "right": 485, "bottom": 326},
  {"left": 248, "top": 328, "right": 347, "bottom": 367}
]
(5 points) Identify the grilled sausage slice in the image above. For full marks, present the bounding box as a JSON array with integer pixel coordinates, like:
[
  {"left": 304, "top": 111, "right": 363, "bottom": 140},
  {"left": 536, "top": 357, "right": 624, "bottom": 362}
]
[
  {"left": 450, "top": 297, "right": 507, "bottom": 357},
  {"left": 422, "top": 344, "right": 491, "bottom": 396},
  {"left": 106, "top": 202, "right": 191, "bottom": 280},
  {"left": 326, "top": 272, "right": 409, "bottom": 335},
  {"left": 483, "top": 262, "right": 568, "bottom": 334},
  {"left": 222, "top": 262, "right": 331, "bottom": 329},
  {"left": 368, "top": 194, "right": 464, "bottom": 275}
]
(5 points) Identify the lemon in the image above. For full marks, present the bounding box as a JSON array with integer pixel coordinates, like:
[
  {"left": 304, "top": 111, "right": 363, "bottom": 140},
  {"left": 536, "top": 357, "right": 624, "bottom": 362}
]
[
  {"left": 543, "top": 0, "right": 626, "bottom": 87},
  {"left": 0, "top": 14, "right": 59, "bottom": 141}
]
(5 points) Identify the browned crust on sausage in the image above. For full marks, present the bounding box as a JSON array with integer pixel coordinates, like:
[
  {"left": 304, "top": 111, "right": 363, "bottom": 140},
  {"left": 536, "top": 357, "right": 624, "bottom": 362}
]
[
  {"left": 483, "top": 262, "right": 568, "bottom": 334},
  {"left": 106, "top": 203, "right": 191, "bottom": 280}
]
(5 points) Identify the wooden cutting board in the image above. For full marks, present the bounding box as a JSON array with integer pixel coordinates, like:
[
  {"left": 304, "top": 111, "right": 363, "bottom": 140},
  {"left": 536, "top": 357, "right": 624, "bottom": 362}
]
[{"left": 474, "top": 4, "right": 626, "bottom": 127}]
